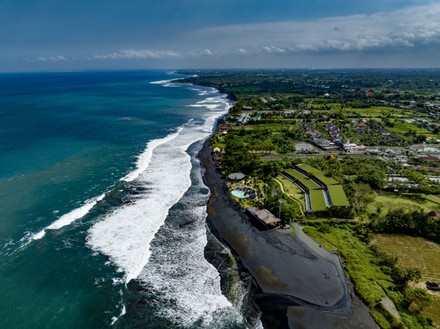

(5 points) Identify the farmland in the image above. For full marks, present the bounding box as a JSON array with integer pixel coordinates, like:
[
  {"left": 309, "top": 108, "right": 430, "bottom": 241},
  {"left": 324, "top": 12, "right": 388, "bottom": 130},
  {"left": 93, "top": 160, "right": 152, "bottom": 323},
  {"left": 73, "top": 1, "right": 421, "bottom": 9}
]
[
  {"left": 372, "top": 234, "right": 440, "bottom": 325},
  {"left": 367, "top": 193, "right": 440, "bottom": 215}
]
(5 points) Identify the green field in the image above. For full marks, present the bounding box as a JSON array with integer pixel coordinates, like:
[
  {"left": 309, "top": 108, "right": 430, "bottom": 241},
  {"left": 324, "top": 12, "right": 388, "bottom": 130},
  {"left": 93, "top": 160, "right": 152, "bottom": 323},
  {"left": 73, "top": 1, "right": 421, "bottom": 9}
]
[
  {"left": 304, "top": 226, "right": 399, "bottom": 327},
  {"left": 275, "top": 175, "right": 306, "bottom": 213},
  {"left": 283, "top": 169, "right": 322, "bottom": 190},
  {"left": 349, "top": 106, "right": 411, "bottom": 117},
  {"left": 296, "top": 163, "right": 339, "bottom": 186},
  {"left": 386, "top": 121, "right": 437, "bottom": 138},
  {"left": 306, "top": 226, "right": 436, "bottom": 328},
  {"left": 373, "top": 234, "right": 440, "bottom": 326},
  {"left": 425, "top": 194, "right": 440, "bottom": 205},
  {"left": 309, "top": 189, "right": 328, "bottom": 211},
  {"left": 327, "top": 185, "right": 350, "bottom": 207},
  {"left": 367, "top": 193, "right": 440, "bottom": 215}
]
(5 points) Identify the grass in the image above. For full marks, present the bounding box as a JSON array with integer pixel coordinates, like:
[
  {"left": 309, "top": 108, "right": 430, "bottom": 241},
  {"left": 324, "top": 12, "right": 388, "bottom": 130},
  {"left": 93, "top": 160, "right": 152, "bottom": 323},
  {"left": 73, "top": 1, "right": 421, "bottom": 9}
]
[
  {"left": 282, "top": 167, "right": 349, "bottom": 211},
  {"left": 327, "top": 185, "right": 350, "bottom": 207},
  {"left": 372, "top": 234, "right": 440, "bottom": 326},
  {"left": 425, "top": 194, "right": 440, "bottom": 205},
  {"left": 348, "top": 106, "right": 410, "bottom": 117},
  {"left": 387, "top": 121, "right": 435, "bottom": 136},
  {"left": 305, "top": 225, "right": 436, "bottom": 328},
  {"left": 283, "top": 169, "right": 322, "bottom": 190},
  {"left": 275, "top": 175, "right": 306, "bottom": 212},
  {"left": 309, "top": 189, "right": 327, "bottom": 211},
  {"left": 296, "top": 163, "right": 339, "bottom": 185},
  {"left": 304, "top": 225, "right": 396, "bottom": 327},
  {"left": 366, "top": 193, "right": 440, "bottom": 215}
]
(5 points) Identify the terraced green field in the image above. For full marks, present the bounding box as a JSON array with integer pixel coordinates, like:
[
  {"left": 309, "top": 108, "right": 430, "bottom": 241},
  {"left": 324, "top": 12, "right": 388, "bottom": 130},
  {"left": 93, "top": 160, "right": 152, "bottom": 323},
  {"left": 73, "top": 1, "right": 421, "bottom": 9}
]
[
  {"left": 327, "top": 185, "right": 350, "bottom": 207},
  {"left": 297, "top": 163, "right": 339, "bottom": 186},
  {"left": 309, "top": 189, "right": 327, "bottom": 211},
  {"left": 283, "top": 169, "right": 321, "bottom": 190}
]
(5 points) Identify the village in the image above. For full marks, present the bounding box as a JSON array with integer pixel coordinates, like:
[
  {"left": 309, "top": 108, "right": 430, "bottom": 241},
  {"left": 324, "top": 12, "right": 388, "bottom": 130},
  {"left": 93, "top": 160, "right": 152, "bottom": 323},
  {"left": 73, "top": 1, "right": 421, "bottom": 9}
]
[{"left": 183, "top": 69, "right": 440, "bottom": 329}]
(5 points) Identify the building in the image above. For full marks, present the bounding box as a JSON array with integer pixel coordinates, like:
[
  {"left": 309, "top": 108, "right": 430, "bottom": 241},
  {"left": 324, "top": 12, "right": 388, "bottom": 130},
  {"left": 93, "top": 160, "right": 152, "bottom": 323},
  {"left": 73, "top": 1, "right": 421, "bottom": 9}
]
[
  {"left": 312, "top": 138, "right": 339, "bottom": 151},
  {"left": 247, "top": 208, "right": 281, "bottom": 227},
  {"left": 342, "top": 140, "right": 366, "bottom": 153}
]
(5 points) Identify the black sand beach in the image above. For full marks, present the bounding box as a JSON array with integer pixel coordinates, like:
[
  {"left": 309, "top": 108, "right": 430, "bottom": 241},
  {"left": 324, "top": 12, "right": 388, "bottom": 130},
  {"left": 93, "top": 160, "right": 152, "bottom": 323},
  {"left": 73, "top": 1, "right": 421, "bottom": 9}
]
[{"left": 199, "top": 138, "right": 379, "bottom": 329}]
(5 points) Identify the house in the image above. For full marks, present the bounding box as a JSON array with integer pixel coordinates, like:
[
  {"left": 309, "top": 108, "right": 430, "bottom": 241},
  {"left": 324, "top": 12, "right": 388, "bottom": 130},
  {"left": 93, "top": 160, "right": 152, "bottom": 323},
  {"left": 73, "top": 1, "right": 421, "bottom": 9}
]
[
  {"left": 237, "top": 113, "right": 250, "bottom": 125},
  {"left": 312, "top": 138, "right": 339, "bottom": 151},
  {"left": 369, "top": 120, "right": 391, "bottom": 136},
  {"left": 365, "top": 90, "right": 375, "bottom": 97},
  {"left": 417, "top": 156, "right": 440, "bottom": 163},
  {"left": 247, "top": 208, "right": 281, "bottom": 227},
  {"left": 218, "top": 123, "right": 229, "bottom": 132},
  {"left": 343, "top": 141, "right": 366, "bottom": 153}
]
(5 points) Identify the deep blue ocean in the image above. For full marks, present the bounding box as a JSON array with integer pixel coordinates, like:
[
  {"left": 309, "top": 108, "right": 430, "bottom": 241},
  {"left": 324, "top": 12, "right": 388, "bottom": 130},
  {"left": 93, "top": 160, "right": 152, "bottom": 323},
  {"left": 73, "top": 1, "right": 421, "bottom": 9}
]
[{"left": 0, "top": 71, "right": 251, "bottom": 329}]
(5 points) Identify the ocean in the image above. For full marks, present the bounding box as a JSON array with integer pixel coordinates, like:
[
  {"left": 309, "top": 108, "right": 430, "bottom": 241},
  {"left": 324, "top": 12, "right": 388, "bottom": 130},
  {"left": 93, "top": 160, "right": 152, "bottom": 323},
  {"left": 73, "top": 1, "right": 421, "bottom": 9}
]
[{"left": 0, "top": 71, "right": 251, "bottom": 328}]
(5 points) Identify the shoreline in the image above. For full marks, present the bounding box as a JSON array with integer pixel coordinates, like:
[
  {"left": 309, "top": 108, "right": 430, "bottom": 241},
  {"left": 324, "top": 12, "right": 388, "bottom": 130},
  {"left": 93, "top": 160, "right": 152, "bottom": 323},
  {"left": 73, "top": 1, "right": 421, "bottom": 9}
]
[{"left": 198, "top": 129, "right": 379, "bottom": 328}]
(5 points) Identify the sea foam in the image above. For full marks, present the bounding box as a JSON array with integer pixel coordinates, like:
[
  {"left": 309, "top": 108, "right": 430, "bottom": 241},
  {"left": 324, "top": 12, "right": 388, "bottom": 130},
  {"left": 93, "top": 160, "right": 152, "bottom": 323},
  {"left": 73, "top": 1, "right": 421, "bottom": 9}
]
[
  {"left": 86, "top": 90, "right": 230, "bottom": 284},
  {"left": 137, "top": 196, "right": 243, "bottom": 327},
  {"left": 32, "top": 194, "right": 105, "bottom": 241}
]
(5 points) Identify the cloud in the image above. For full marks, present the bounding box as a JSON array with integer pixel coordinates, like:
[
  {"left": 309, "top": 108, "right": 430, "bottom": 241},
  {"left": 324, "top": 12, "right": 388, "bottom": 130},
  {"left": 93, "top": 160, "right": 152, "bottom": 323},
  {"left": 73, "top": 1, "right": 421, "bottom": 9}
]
[
  {"left": 20, "top": 3, "right": 440, "bottom": 69},
  {"left": 92, "top": 49, "right": 182, "bottom": 60},
  {"left": 34, "top": 55, "right": 67, "bottom": 62},
  {"left": 195, "top": 3, "right": 440, "bottom": 56},
  {"left": 189, "top": 49, "right": 215, "bottom": 57}
]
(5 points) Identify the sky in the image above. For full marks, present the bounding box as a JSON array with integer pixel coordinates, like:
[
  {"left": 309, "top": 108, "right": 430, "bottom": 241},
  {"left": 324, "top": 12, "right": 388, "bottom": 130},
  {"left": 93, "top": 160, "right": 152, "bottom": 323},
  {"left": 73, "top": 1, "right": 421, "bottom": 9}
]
[{"left": 1, "top": 0, "right": 440, "bottom": 71}]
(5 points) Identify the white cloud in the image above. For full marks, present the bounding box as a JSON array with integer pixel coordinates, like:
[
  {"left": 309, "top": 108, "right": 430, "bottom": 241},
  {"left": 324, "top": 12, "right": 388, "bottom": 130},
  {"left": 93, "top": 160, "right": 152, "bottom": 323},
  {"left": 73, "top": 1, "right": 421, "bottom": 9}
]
[
  {"left": 35, "top": 55, "right": 67, "bottom": 61},
  {"left": 21, "top": 4, "right": 440, "bottom": 68},
  {"left": 194, "top": 3, "right": 440, "bottom": 56},
  {"left": 263, "top": 46, "right": 287, "bottom": 54},
  {"left": 92, "top": 49, "right": 182, "bottom": 60},
  {"left": 191, "top": 49, "right": 214, "bottom": 57}
]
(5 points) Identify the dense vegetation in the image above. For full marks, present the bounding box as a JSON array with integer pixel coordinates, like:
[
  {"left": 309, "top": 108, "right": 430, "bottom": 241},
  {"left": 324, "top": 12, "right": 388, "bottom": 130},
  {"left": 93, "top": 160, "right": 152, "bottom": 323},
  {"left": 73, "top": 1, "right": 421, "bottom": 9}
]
[
  {"left": 370, "top": 209, "right": 440, "bottom": 244},
  {"left": 184, "top": 69, "right": 440, "bottom": 328}
]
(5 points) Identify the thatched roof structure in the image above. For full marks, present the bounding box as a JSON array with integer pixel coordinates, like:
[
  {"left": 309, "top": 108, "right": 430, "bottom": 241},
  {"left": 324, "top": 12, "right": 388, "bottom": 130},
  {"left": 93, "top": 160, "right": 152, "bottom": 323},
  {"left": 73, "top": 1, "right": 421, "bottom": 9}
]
[{"left": 228, "top": 173, "right": 245, "bottom": 181}]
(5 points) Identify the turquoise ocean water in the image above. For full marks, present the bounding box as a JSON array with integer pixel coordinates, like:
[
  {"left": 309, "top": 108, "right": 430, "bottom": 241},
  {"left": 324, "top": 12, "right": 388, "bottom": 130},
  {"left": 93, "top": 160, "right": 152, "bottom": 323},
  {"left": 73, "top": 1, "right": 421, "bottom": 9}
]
[{"left": 0, "top": 71, "right": 251, "bottom": 328}]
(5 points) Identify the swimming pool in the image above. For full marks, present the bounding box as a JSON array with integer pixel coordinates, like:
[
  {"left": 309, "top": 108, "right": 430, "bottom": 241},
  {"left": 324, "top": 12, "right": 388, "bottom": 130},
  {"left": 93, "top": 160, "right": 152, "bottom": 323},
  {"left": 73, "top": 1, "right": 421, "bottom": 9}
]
[{"left": 231, "top": 189, "right": 246, "bottom": 198}]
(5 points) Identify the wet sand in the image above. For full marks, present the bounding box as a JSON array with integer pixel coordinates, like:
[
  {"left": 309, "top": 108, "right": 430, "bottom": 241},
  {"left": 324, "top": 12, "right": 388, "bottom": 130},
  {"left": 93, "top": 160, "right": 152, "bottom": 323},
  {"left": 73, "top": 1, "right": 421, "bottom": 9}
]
[{"left": 199, "top": 139, "right": 379, "bottom": 329}]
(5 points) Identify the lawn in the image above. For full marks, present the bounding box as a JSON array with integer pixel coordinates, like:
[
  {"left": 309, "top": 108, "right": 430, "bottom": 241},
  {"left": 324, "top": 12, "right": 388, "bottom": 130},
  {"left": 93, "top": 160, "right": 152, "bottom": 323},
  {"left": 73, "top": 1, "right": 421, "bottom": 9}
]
[
  {"left": 275, "top": 175, "right": 306, "bottom": 213},
  {"left": 309, "top": 189, "right": 328, "bottom": 211},
  {"left": 372, "top": 234, "right": 440, "bottom": 326},
  {"left": 327, "top": 185, "right": 350, "bottom": 207}
]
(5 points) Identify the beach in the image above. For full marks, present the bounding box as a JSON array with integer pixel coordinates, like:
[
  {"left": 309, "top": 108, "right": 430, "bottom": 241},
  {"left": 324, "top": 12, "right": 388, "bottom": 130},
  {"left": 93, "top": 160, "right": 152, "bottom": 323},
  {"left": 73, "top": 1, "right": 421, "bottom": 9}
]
[{"left": 199, "top": 136, "right": 379, "bottom": 329}]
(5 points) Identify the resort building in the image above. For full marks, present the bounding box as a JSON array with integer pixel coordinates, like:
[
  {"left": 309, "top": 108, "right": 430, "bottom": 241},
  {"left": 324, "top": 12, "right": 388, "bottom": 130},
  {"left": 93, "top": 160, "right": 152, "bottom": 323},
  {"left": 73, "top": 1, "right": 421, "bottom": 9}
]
[{"left": 247, "top": 208, "right": 281, "bottom": 228}]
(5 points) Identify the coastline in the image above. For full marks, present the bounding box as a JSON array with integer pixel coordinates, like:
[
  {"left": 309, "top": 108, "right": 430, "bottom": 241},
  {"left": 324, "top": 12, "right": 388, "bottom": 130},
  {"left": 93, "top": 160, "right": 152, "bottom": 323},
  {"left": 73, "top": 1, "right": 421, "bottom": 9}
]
[{"left": 198, "top": 128, "right": 379, "bottom": 328}]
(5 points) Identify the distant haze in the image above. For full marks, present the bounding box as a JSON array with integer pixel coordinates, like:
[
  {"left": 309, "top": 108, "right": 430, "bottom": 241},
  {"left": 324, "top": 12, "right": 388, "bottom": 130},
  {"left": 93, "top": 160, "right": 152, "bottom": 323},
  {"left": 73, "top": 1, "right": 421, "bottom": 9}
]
[{"left": 1, "top": 0, "right": 440, "bottom": 71}]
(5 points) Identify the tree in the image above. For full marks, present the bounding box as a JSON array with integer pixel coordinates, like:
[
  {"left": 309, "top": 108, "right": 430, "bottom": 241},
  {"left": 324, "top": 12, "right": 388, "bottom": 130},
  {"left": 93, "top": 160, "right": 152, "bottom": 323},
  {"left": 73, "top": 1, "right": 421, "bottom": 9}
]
[
  {"left": 404, "top": 287, "right": 431, "bottom": 315},
  {"left": 262, "top": 161, "right": 282, "bottom": 177}
]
